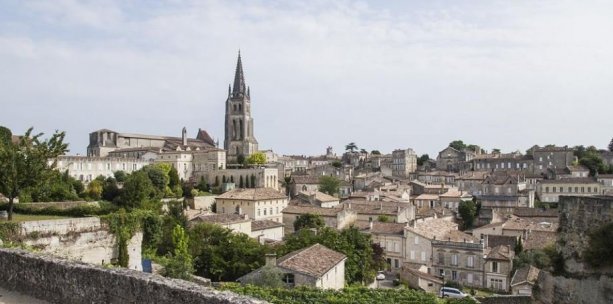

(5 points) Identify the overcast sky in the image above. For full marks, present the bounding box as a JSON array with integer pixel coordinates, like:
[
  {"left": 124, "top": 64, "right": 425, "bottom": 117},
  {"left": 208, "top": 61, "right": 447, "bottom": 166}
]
[{"left": 1, "top": 0, "right": 612, "bottom": 157}]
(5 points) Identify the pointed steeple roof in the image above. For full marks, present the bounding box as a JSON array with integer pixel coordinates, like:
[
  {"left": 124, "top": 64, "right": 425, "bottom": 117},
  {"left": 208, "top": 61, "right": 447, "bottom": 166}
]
[{"left": 232, "top": 50, "right": 246, "bottom": 96}]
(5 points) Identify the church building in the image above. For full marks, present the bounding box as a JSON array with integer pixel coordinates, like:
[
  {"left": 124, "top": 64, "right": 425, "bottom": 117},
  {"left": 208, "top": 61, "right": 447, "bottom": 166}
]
[{"left": 224, "top": 51, "right": 259, "bottom": 163}]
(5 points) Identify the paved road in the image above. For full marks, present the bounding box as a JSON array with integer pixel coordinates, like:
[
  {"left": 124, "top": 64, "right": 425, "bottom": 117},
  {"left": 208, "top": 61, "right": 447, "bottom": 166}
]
[{"left": 0, "top": 288, "right": 49, "bottom": 304}]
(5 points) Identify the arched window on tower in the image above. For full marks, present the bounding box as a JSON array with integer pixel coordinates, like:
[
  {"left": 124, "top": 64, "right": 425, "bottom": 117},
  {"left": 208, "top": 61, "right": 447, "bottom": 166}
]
[
  {"left": 232, "top": 120, "right": 237, "bottom": 139},
  {"left": 238, "top": 104, "right": 242, "bottom": 112},
  {"left": 239, "top": 119, "right": 244, "bottom": 139}
]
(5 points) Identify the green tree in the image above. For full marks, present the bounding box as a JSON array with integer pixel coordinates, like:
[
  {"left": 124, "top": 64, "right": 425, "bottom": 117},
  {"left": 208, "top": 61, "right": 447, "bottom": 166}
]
[
  {"left": 102, "top": 177, "right": 120, "bottom": 202},
  {"left": 243, "top": 265, "right": 284, "bottom": 288},
  {"left": 86, "top": 179, "right": 104, "bottom": 200},
  {"left": 189, "top": 223, "right": 266, "bottom": 281},
  {"left": 113, "top": 170, "right": 127, "bottom": 183},
  {"left": 279, "top": 226, "right": 378, "bottom": 284},
  {"left": 492, "top": 148, "right": 501, "bottom": 154},
  {"left": 246, "top": 152, "right": 266, "bottom": 165},
  {"left": 163, "top": 225, "right": 194, "bottom": 280},
  {"left": 119, "top": 171, "right": 157, "bottom": 209},
  {"left": 319, "top": 175, "right": 340, "bottom": 196},
  {"left": 331, "top": 160, "right": 342, "bottom": 168},
  {"left": 377, "top": 215, "right": 390, "bottom": 223},
  {"left": 0, "top": 127, "right": 68, "bottom": 220},
  {"left": 360, "top": 148, "right": 368, "bottom": 154},
  {"left": 609, "top": 138, "right": 613, "bottom": 152},
  {"left": 239, "top": 175, "right": 244, "bottom": 188},
  {"left": 345, "top": 142, "right": 358, "bottom": 152},
  {"left": 578, "top": 146, "right": 607, "bottom": 176},
  {"left": 458, "top": 200, "right": 477, "bottom": 229},
  {"left": 168, "top": 166, "right": 180, "bottom": 189},
  {"left": 515, "top": 237, "right": 524, "bottom": 254},
  {"left": 417, "top": 154, "right": 430, "bottom": 166},
  {"left": 143, "top": 165, "right": 170, "bottom": 195},
  {"left": 466, "top": 144, "right": 480, "bottom": 153},
  {"left": 371, "top": 150, "right": 381, "bottom": 155},
  {"left": 250, "top": 174, "right": 256, "bottom": 188},
  {"left": 584, "top": 222, "right": 613, "bottom": 268},
  {"left": 294, "top": 213, "right": 325, "bottom": 231},
  {"left": 449, "top": 140, "right": 466, "bottom": 151}
]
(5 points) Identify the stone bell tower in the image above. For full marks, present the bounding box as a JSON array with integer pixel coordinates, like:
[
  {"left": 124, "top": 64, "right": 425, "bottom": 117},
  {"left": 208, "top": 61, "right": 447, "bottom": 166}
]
[{"left": 224, "top": 51, "right": 258, "bottom": 163}]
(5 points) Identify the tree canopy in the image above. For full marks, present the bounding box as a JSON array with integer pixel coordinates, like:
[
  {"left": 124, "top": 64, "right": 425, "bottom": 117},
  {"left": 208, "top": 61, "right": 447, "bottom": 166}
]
[
  {"left": 318, "top": 175, "right": 340, "bottom": 196},
  {"left": 458, "top": 200, "right": 477, "bottom": 229},
  {"left": 293, "top": 213, "right": 325, "bottom": 231},
  {"left": 0, "top": 127, "right": 68, "bottom": 220},
  {"left": 278, "top": 226, "right": 380, "bottom": 284},
  {"left": 609, "top": 138, "right": 613, "bottom": 152},
  {"left": 417, "top": 154, "right": 430, "bottom": 166},
  {"left": 246, "top": 152, "right": 266, "bottom": 165},
  {"left": 345, "top": 142, "right": 358, "bottom": 152}
]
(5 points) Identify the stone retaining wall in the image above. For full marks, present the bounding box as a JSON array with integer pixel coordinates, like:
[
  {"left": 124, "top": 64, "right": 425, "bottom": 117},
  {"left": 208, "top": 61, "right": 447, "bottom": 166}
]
[{"left": 0, "top": 248, "right": 265, "bottom": 304}]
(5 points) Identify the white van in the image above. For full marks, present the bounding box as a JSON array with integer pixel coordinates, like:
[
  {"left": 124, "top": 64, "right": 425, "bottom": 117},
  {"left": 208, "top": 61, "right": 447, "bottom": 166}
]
[{"left": 439, "top": 287, "right": 468, "bottom": 298}]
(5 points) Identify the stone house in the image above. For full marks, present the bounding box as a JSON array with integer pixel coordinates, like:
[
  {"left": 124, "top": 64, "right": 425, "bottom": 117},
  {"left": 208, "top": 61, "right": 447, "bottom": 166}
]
[
  {"left": 392, "top": 148, "right": 417, "bottom": 178},
  {"left": 251, "top": 219, "right": 284, "bottom": 242},
  {"left": 439, "top": 189, "right": 473, "bottom": 211},
  {"left": 289, "top": 175, "right": 320, "bottom": 197},
  {"left": 400, "top": 265, "right": 443, "bottom": 293},
  {"left": 431, "top": 236, "right": 484, "bottom": 289},
  {"left": 456, "top": 171, "right": 488, "bottom": 195},
  {"left": 359, "top": 222, "right": 407, "bottom": 271},
  {"left": 510, "top": 265, "right": 540, "bottom": 296},
  {"left": 411, "top": 180, "right": 452, "bottom": 196},
  {"left": 546, "top": 165, "right": 589, "bottom": 180},
  {"left": 472, "top": 215, "right": 558, "bottom": 251},
  {"left": 471, "top": 153, "right": 533, "bottom": 172},
  {"left": 291, "top": 191, "right": 340, "bottom": 208},
  {"left": 436, "top": 147, "right": 476, "bottom": 172},
  {"left": 414, "top": 194, "right": 440, "bottom": 209},
  {"left": 537, "top": 178, "right": 601, "bottom": 203},
  {"left": 188, "top": 213, "right": 252, "bottom": 236},
  {"left": 403, "top": 218, "right": 459, "bottom": 270},
  {"left": 338, "top": 200, "right": 415, "bottom": 224},
  {"left": 530, "top": 146, "right": 574, "bottom": 174},
  {"left": 417, "top": 171, "right": 458, "bottom": 185},
  {"left": 239, "top": 244, "right": 347, "bottom": 290},
  {"left": 215, "top": 188, "right": 288, "bottom": 223},
  {"left": 54, "top": 155, "right": 150, "bottom": 183},
  {"left": 596, "top": 174, "right": 613, "bottom": 195},
  {"left": 281, "top": 204, "right": 357, "bottom": 233},
  {"left": 484, "top": 245, "right": 515, "bottom": 292}
]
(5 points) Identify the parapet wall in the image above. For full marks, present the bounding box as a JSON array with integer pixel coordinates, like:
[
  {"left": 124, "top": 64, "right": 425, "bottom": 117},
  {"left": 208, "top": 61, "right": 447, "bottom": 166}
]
[{"left": 0, "top": 248, "right": 264, "bottom": 304}]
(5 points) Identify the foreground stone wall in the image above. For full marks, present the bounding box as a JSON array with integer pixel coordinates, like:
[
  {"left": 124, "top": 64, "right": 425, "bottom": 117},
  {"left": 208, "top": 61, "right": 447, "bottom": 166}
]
[
  {"left": 535, "top": 271, "right": 613, "bottom": 304},
  {"left": 0, "top": 248, "right": 264, "bottom": 304}
]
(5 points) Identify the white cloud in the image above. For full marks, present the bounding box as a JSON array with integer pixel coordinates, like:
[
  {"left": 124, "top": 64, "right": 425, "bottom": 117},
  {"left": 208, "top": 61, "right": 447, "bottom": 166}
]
[{"left": 1, "top": 0, "right": 612, "bottom": 156}]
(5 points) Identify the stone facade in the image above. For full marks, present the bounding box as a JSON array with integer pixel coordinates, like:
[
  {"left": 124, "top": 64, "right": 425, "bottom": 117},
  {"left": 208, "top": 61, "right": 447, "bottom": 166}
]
[
  {"left": 54, "top": 155, "right": 150, "bottom": 183},
  {"left": 391, "top": 148, "right": 417, "bottom": 178},
  {"left": 0, "top": 248, "right": 263, "bottom": 304},
  {"left": 432, "top": 240, "right": 485, "bottom": 289},
  {"left": 538, "top": 178, "right": 601, "bottom": 203},
  {"left": 224, "top": 52, "right": 258, "bottom": 163},
  {"left": 216, "top": 188, "right": 288, "bottom": 223},
  {"left": 436, "top": 147, "right": 475, "bottom": 172}
]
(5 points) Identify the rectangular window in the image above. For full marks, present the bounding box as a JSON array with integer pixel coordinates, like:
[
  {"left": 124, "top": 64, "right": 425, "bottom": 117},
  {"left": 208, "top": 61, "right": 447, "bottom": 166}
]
[
  {"left": 421, "top": 251, "right": 426, "bottom": 261},
  {"left": 467, "top": 273, "right": 473, "bottom": 284},
  {"left": 467, "top": 256, "right": 474, "bottom": 268},
  {"left": 492, "top": 261, "right": 498, "bottom": 273},
  {"left": 545, "top": 187, "right": 549, "bottom": 193},
  {"left": 451, "top": 254, "right": 458, "bottom": 266},
  {"left": 588, "top": 187, "right": 591, "bottom": 193},
  {"left": 410, "top": 251, "right": 415, "bottom": 260},
  {"left": 438, "top": 252, "right": 444, "bottom": 265},
  {"left": 394, "top": 259, "right": 399, "bottom": 268},
  {"left": 553, "top": 187, "right": 556, "bottom": 193},
  {"left": 414, "top": 237, "right": 419, "bottom": 245},
  {"left": 568, "top": 187, "right": 572, "bottom": 192},
  {"left": 452, "top": 270, "right": 457, "bottom": 281}
]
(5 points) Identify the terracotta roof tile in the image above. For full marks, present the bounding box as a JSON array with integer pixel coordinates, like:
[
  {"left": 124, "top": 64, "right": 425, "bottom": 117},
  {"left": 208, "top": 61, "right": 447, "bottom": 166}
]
[
  {"left": 277, "top": 244, "right": 346, "bottom": 278},
  {"left": 217, "top": 188, "right": 287, "bottom": 200}
]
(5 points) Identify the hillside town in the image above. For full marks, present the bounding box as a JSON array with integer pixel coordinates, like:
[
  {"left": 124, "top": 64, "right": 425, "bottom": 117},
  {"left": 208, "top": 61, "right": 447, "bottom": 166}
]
[{"left": 1, "top": 52, "right": 612, "bottom": 304}]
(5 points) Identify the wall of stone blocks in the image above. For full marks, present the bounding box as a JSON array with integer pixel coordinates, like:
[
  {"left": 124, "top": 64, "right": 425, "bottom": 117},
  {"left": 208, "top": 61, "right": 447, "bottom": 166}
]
[{"left": 0, "top": 248, "right": 264, "bottom": 304}]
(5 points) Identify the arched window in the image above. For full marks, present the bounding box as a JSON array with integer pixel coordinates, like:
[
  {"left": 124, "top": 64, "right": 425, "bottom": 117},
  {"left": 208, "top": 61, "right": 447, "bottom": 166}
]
[
  {"left": 239, "top": 119, "right": 244, "bottom": 139},
  {"left": 302, "top": 185, "right": 307, "bottom": 191}
]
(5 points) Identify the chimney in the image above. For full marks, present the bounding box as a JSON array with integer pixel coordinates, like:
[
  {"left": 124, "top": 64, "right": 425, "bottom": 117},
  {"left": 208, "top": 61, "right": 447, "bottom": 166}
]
[
  {"left": 265, "top": 253, "right": 277, "bottom": 267},
  {"left": 181, "top": 127, "right": 187, "bottom": 146},
  {"left": 369, "top": 221, "right": 373, "bottom": 230}
]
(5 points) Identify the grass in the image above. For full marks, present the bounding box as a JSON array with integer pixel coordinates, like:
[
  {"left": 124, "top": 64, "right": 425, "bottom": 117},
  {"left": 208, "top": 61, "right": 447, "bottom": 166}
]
[{"left": 3, "top": 213, "right": 74, "bottom": 222}]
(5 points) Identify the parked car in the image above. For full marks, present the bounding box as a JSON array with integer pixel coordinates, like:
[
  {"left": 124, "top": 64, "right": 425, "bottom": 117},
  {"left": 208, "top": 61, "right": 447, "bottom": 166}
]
[
  {"left": 376, "top": 271, "right": 386, "bottom": 280},
  {"left": 439, "top": 287, "right": 468, "bottom": 298}
]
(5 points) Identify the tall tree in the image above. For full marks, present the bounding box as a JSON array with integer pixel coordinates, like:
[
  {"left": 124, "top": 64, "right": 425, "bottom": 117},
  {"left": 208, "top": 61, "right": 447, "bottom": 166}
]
[
  {"left": 609, "top": 138, "right": 613, "bottom": 152},
  {"left": 0, "top": 127, "right": 68, "bottom": 220},
  {"left": 118, "top": 170, "right": 156, "bottom": 209},
  {"left": 345, "top": 142, "right": 358, "bottom": 153},
  {"left": 449, "top": 140, "right": 466, "bottom": 151},
  {"left": 294, "top": 213, "right": 325, "bottom": 231},
  {"left": 319, "top": 175, "right": 340, "bottom": 196},
  {"left": 417, "top": 154, "right": 430, "bottom": 166},
  {"left": 458, "top": 200, "right": 477, "bottom": 229}
]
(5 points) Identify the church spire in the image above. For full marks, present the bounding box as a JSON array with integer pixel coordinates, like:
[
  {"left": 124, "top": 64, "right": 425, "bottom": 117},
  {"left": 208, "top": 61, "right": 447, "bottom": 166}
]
[{"left": 232, "top": 50, "right": 246, "bottom": 96}]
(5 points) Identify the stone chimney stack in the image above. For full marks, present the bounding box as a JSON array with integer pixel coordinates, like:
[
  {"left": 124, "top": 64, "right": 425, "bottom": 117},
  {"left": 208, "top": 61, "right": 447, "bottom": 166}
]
[
  {"left": 181, "top": 127, "right": 187, "bottom": 146},
  {"left": 265, "top": 253, "right": 277, "bottom": 267}
]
